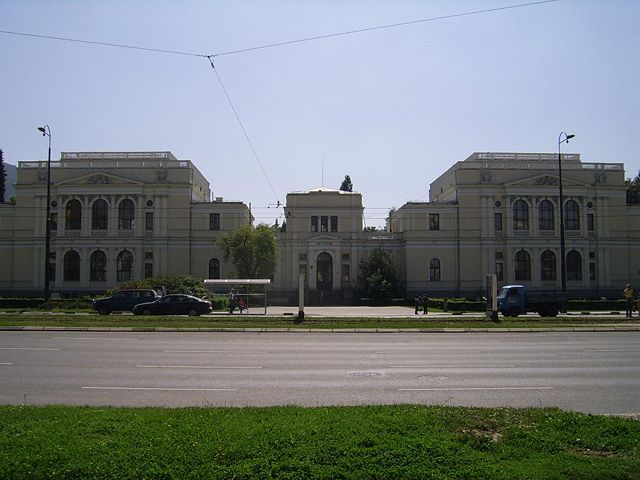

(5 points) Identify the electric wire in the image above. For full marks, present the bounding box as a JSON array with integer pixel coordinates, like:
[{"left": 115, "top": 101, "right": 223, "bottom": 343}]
[
  {"left": 0, "top": 29, "right": 206, "bottom": 58},
  {"left": 207, "top": 57, "right": 280, "bottom": 203},
  {"left": 210, "top": 0, "right": 559, "bottom": 57}
]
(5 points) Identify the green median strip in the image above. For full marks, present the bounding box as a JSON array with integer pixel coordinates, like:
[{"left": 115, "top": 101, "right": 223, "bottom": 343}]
[
  {"left": 0, "top": 405, "right": 638, "bottom": 479},
  {"left": 0, "top": 313, "right": 637, "bottom": 330}
]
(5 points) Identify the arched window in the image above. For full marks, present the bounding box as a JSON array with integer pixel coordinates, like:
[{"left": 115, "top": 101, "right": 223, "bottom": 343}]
[
  {"left": 514, "top": 250, "right": 531, "bottom": 281},
  {"left": 90, "top": 250, "right": 107, "bottom": 282},
  {"left": 92, "top": 199, "right": 108, "bottom": 230},
  {"left": 567, "top": 250, "right": 582, "bottom": 281},
  {"left": 117, "top": 250, "right": 133, "bottom": 282},
  {"left": 63, "top": 250, "right": 80, "bottom": 281},
  {"left": 538, "top": 200, "right": 555, "bottom": 231},
  {"left": 565, "top": 200, "right": 580, "bottom": 230},
  {"left": 429, "top": 258, "right": 441, "bottom": 281},
  {"left": 209, "top": 258, "right": 220, "bottom": 279},
  {"left": 118, "top": 199, "right": 135, "bottom": 230},
  {"left": 65, "top": 199, "right": 82, "bottom": 231},
  {"left": 540, "top": 250, "right": 556, "bottom": 281},
  {"left": 513, "top": 200, "right": 529, "bottom": 230}
]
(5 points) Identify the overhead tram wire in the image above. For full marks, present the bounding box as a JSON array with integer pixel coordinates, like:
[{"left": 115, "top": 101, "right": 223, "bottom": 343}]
[
  {"left": 207, "top": 56, "right": 280, "bottom": 203},
  {"left": 208, "top": 0, "right": 559, "bottom": 57},
  {"left": 0, "top": 29, "right": 207, "bottom": 58},
  {"left": 2, "top": 1, "right": 560, "bottom": 60}
]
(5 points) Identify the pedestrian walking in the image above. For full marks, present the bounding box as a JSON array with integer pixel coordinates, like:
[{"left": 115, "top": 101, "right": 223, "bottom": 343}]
[
  {"left": 623, "top": 284, "right": 635, "bottom": 318},
  {"left": 422, "top": 294, "right": 428, "bottom": 315},
  {"left": 414, "top": 295, "right": 420, "bottom": 315}
]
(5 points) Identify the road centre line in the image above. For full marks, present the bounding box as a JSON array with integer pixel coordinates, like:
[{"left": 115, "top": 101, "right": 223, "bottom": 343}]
[
  {"left": 82, "top": 386, "right": 237, "bottom": 392},
  {"left": 162, "top": 350, "right": 269, "bottom": 354},
  {"left": 0, "top": 347, "right": 61, "bottom": 351},
  {"left": 399, "top": 387, "right": 554, "bottom": 391},
  {"left": 388, "top": 364, "right": 516, "bottom": 369},
  {"left": 585, "top": 349, "right": 640, "bottom": 353},
  {"left": 0, "top": 362, "right": 14, "bottom": 365},
  {"left": 51, "top": 337, "right": 134, "bottom": 341},
  {"left": 136, "top": 365, "right": 262, "bottom": 369}
]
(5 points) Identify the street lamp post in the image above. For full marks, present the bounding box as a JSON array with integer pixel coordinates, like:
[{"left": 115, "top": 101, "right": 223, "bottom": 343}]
[
  {"left": 37, "top": 125, "right": 52, "bottom": 301},
  {"left": 558, "top": 131, "right": 575, "bottom": 295}
]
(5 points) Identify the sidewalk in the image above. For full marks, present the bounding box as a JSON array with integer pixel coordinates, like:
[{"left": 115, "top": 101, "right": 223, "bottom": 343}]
[{"left": 254, "top": 305, "right": 640, "bottom": 320}]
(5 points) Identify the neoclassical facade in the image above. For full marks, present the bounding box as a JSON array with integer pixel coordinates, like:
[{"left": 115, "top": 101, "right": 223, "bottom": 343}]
[
  {"left": 1, "top": 150, "right": 638, "bottom": 301},
  {"left": 0, "top": 152, "right": 251, "bottom": 294}
]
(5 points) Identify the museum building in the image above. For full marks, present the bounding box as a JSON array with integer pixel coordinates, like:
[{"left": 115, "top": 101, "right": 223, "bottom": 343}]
[{"left": 0, "top": 150, "right": 638, "bottom": 302}]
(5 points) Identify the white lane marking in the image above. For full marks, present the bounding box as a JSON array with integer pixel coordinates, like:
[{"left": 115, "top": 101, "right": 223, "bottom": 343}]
[
  {"left": 399, "top": 387, "right": 554, "bottom": 391},
  {"left": 82, "top": 386, "right": 237, "bottom": 392},
  {"left": 136, "top": 365, "right": 262, "bottom": 369},
  {"left": 163, "top": 350, "right": 269, "bottom": 354},
  {"left": 51, "top": 337, "right": 134, "bottom": 341},
  {"left": 0, "top": 347, "right": 61, "bottom": 351},
  {"left": 388, "top": 364, "right": 516, "bottom": 369},
  {"left": 585, "top": 349, "right": 640, "bottom": 353},
  {"left": 0, "top": 362, "right": 14, "bottom": 365}
]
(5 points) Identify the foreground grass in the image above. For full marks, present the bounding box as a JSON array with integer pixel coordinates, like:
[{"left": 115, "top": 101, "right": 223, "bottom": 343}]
[
  {"left": 0, "top": 405, "right": 638, "bottom": 479},
  {"left": 0, "top": 313, "right": 632, "bottom": 330}
]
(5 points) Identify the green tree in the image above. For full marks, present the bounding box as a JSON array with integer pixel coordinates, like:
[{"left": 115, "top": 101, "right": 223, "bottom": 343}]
[
  {"left": 358, "top": 247, "right": 403, "bottom": 299},
  {"left": 0, "top": 149, "right": 6, "bottom": 203},
  {"left": 626, "top": 171, "right": 640, "bottom": 205},
  {"left": 106, "top": 275, "right": 209, "bottom": 298},
  {"left": 218, "top": 224, "right": 278, "bottom": 278},
  {"left": 339, "top": 175, "right": 353, "bottom": 192}
]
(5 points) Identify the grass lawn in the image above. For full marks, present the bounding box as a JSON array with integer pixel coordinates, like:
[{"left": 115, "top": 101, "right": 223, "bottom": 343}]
[
  {"left": 0, "top": 313, "right": 633, "bottom": 330},
  {"left": 0, "top": 405, "right": 638, "bottom": 479}
]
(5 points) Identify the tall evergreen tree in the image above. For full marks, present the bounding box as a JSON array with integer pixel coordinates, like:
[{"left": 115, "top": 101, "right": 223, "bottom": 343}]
[
  {"left": 339, "top": 175, "right": 353, "bottom": 192},
  {"left": 0, "top": 149, "right": 6, "bottom": 203}
]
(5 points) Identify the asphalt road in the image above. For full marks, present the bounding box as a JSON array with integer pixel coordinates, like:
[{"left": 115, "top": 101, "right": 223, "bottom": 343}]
[{"left": 1, "top": 331, "right": 638, "bottom": 416}]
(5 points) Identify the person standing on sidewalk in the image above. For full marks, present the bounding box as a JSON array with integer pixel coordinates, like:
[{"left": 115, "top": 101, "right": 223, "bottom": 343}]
[{"left": 623, "top": 284, "right": 635, "bottom": 318}]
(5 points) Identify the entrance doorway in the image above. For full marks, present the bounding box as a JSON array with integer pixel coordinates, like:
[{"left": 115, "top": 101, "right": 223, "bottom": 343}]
[{"left": 316, "top": 252, "right": 333, "bottom": 292}]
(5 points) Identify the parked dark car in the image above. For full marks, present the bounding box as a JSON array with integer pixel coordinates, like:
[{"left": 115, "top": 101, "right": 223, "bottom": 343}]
[
  {"left": 93, "top": 289, "right": 159, "bottom": 315},
  {"left": 132, "top": 294, "right": 212, "bottom": 316}
]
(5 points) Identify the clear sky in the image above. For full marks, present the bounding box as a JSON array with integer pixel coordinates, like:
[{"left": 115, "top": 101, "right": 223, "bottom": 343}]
[{"left": 1, "top": 0, "right": 638, "bottom": 227}]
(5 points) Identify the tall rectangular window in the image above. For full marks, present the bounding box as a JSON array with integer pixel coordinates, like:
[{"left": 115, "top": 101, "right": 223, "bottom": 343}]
[
  {"left": 330, "top": 216, "right": 338, "bottom": 232},
  {"left": 589, "top": 262, "right": 596, "bottom": 281},
  {"left": 429, "top": 213, "right": 440, "bottom": 231},
  {"left": 311, "top": 216, "right": 318, "bottom": 232},
  {"left": 145, "top": 212, "right": 154, "bottom": 231},
  {"left": 321, "top": 216, "right": 328, "bottom": 232},
  {"left": 587, "top": 213, "right": 594, "bottom": 231},
  {"left": 342, "top": 264, "right": 350, "bottom": 282},
  {"left": 209, "top": 213, "right": 220, "bottom": 231},
  {"left": 494, "top": 213, "right": 502, "bottom": 232},
  {"left": 50, "top": 213, "right": 58, "bottom": 231},
  {"left": 144, "top": 263, "right": 153, "bottom": 278},
  {"left": 495, "top": 262, "right": 503, "bottom": 281}
]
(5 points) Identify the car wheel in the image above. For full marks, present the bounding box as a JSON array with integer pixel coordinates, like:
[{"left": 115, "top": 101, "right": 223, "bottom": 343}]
[
  {"left": 508, "top": 307, "right": 520, "bottom": 318},
  {"left": 142, "top": 309, "right": 151, "bottom": 316},
  {"left": 537, "top": 308, "right": 549, "bottom": 317},
  {"left": 547, "top": 306, "right": 559, "bottom": 317},
  {"left": 187, "top": 308, "right": 199, "bottom": 316},
  {"left": 501, "top": 310, "right": 510, "bottom": 318},
  {"left": 98, "top": 307, "right": 111, "bottom": 315}
]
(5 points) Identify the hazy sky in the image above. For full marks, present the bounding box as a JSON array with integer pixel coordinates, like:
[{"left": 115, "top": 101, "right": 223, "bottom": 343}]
[{"left": 1, "top": 0, "right": 638, "bottom": 227}]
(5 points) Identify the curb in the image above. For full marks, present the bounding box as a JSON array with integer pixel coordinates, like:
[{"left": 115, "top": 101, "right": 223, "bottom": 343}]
[{"left": 1, "top": 326, "right": 640, "bottom": 333}]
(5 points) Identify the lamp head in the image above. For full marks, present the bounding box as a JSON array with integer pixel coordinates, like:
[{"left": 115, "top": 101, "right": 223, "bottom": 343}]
[
  {"left": 37, "top": 126, "right": 46, "bottom": 136},
  {"left": 566, "top": 134, "right": 575, "bottom": 141}
]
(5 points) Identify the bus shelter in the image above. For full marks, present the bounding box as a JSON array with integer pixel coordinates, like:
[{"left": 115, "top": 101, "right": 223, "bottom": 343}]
[{"left": 203, "top": 279, "right": 271, "bottom": 315}]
